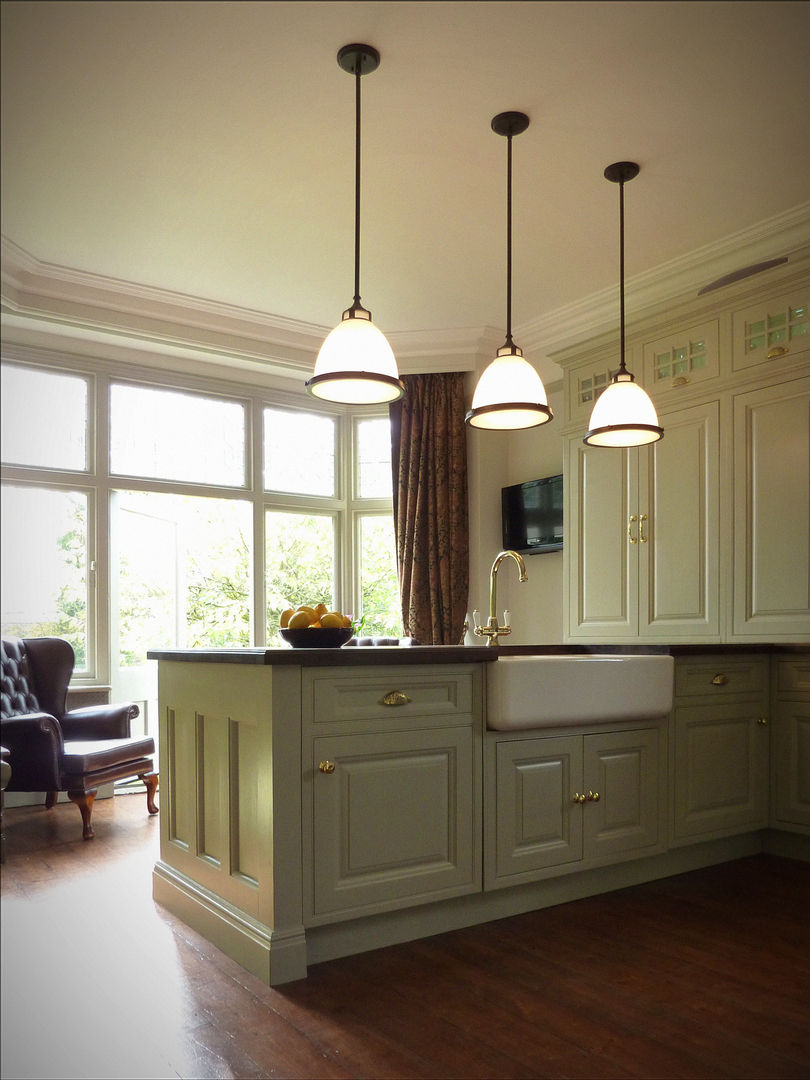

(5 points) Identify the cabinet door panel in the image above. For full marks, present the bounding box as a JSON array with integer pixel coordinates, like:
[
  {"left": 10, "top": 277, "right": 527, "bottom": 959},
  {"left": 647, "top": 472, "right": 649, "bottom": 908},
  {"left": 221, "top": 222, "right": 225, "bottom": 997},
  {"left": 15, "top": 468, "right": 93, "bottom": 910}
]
[
  {"left": 567, "top": 439, "right": 637, "bottom": 638},
  {"left": 309, "top": 728, "right": 478, "bottom": 920},
  {"left": 491, "top": 735, "right": 583, "bottom": 887},
  {"left": 583, "top": 729, "right": 661, "bottom": 859},
  {"left": 733, "top": 375, "right": 810, "bottom": 638},
  {"left": 772, "top": 701, "right": 810, "bottom": 828},
  {"left": 673, "top": 703, "right": 768, "bottom": 840},
  {"left": 640, "top": 401, "right": 720, "bottom": 638}
]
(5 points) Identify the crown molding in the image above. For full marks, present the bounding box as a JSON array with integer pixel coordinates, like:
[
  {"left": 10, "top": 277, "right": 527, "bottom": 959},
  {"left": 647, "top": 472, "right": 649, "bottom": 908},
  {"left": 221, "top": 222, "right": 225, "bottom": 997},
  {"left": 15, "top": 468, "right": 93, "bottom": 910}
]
[
  {"left": 516, "top": 201, "right": 810, "bottom": 363},
  {"left": 4, "top": 201, "right": 810, "bottom": 385}
]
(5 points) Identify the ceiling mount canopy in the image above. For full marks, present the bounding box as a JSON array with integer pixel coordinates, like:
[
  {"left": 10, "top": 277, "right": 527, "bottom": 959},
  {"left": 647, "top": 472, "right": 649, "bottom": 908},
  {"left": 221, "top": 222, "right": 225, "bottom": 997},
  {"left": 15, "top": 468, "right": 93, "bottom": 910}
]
[
  {"left": 583, "top": 161, "right": 663, "bottom": 448},
  {"left": 306, "top": 43, "right": 404, "bottom": 406},
  {"left": 466, "top": 111, "right": 553, "bottom": 431}
]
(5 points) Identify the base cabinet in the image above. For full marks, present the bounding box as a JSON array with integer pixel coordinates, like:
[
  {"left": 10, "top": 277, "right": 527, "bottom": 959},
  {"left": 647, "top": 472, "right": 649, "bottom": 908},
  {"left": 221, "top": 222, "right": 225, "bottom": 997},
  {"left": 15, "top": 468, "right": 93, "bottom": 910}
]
[
  {"left": 771, "top": 659, "right": 810, "bottom": 831},
  {"left": 485, "top": 726, "right": 664, "bottom": 890},
  {"left": 302, "top": 664, "right": 482, "bottom": 925},
  {"left": 671, "top": 656, "right": 769, "bottom": 844}
]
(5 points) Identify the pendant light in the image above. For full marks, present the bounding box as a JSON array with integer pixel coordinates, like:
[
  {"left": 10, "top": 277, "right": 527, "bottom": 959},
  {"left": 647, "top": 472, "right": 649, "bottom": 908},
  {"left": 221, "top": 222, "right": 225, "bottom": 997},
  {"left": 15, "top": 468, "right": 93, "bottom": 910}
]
[
  {"left": 466, "top": 112, "right": 552, "bottom": 430},
  {"left": 584, "top": 162, "right": 663, "bottom": 447},
  {"left": 306, "top": 44, "right": 404, "bottom": 405}
]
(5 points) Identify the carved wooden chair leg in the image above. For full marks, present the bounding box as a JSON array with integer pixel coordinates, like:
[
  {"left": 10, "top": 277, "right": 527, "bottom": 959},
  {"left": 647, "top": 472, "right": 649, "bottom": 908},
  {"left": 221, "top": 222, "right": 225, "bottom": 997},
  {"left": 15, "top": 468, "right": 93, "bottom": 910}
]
[
  {"left": 67, "top": 788, "right": 98, "bottom": 839},
  {"left": 140, "top": 772, "right": 159, "bottom": 815},
  {"left": 45, "top": 791, "right": 58, "bottom": 809}
]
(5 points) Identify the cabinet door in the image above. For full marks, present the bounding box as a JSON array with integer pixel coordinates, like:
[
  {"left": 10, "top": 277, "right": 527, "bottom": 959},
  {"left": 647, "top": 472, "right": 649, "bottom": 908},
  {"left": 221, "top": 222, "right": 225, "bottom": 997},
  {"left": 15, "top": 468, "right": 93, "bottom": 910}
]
[
  {"left": 308, "top": 727, "right": 479, "bottom": 921},
  {"left": 672, "top": 703, "right": 769, "bottom": 842},
  {"left": 733, "top": 375, "right": 810, "bottom": 638},
  {"left": 583, "top": 728, "right": 663, "bottom": 861},
  {"left": 638, "top": 401, "right": 721, "bottom": 639},
  {"left": 771, "top": 699, "right": 810, "bottom": 830},
  {"left": 487, "top": 735, "right": 583, "bottom": 888},
  {"left": 566, "top": 437, "right": 638, "bottom": 639}
]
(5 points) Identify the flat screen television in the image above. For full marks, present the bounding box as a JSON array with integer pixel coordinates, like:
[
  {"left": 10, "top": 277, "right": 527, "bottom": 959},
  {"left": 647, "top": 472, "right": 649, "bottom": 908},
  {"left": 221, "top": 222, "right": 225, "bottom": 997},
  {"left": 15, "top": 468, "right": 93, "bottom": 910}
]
[{"left": 501, "top": 474, "right": 563, "bottom": 555}]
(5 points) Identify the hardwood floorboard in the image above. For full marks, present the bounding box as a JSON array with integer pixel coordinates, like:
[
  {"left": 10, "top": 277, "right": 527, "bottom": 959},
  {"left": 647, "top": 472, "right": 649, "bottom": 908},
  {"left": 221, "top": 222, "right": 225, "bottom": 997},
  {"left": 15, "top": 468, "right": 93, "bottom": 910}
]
[{"left": 1, "top": 795, "right": 809, "bottom": 1079}]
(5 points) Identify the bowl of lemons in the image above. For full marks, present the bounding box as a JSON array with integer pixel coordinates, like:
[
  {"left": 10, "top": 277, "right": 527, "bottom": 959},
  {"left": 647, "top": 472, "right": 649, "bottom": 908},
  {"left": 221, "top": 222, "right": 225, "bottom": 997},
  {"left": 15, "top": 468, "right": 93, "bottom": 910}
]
[{"left": 279, "top": 603, "right": 355, "bottom": 649}]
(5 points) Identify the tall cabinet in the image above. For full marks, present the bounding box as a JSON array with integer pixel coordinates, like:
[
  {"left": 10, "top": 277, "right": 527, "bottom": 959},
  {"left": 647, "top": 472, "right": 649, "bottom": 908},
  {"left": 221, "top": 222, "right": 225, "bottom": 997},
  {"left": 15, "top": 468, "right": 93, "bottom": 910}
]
[{"left": 558, "top": 263, "right": 810, "bottom": 646}]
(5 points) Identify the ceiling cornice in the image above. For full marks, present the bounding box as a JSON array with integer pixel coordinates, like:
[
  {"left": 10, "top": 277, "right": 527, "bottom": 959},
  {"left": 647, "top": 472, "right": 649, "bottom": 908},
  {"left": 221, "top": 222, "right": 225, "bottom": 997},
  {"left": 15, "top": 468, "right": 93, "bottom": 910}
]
[{"left": 4, "top": 200, "right": 810, "bottom": 386}]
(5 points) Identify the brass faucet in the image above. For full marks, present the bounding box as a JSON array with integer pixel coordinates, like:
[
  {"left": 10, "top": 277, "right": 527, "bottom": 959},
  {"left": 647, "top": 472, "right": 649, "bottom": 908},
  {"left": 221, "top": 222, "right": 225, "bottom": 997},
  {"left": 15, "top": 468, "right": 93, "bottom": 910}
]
[{"left": 474, "top": 550, "right": 528, "bottom": 646}]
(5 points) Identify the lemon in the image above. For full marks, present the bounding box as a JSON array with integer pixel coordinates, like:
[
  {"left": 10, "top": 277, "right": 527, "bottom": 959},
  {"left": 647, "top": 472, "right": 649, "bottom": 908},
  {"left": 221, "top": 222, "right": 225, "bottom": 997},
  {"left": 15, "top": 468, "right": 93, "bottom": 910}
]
[
  {"left": 295, "top": 605, "right": 317, "bottom": 619},
  {"left": 288, "top": 609, "right": 314, "bottom": 629},
  {"left": 315, "top": 602, "right": 328, "bottom": 618},
  {"left": 280, "top": 608, "right": 294, "bottom": 628},
  {"left": 320, "top": 612, "right": 344, "bottom": 629}
]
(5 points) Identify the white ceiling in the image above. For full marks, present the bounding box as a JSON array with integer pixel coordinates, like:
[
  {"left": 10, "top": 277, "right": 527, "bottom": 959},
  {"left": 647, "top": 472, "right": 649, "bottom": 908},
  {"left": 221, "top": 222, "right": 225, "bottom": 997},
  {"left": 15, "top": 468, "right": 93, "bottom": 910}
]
[{"left": 2, "top": 0, "right": 810, "bottom": 382}]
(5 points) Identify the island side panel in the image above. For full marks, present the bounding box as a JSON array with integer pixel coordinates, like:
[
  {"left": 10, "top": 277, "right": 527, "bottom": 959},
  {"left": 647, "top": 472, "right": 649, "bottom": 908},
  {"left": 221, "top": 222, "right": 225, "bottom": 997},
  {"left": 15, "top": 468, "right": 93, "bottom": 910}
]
[{"left": 152, "top": 660, "right": 307, "bottom": 985}]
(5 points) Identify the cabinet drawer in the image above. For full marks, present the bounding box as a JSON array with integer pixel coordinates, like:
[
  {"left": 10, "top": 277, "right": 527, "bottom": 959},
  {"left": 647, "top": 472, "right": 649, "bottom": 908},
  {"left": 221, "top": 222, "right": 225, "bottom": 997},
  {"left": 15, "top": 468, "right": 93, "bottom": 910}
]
[
  {"left": 305, "top": 666, "right": 475, "bottom": 727},
  {"left": 775, "top": 659, "right": 810, "bottom": 696},
  {"left": 674, "top": 658, "right": 767, "bottom": 699}
]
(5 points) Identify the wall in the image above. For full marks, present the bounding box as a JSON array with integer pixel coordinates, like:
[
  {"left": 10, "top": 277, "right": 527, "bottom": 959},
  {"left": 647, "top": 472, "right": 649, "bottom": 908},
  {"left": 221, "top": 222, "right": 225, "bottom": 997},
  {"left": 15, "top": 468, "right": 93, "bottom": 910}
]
[{"left": 465, "top": 379, "right": 565, "bottom": 645}]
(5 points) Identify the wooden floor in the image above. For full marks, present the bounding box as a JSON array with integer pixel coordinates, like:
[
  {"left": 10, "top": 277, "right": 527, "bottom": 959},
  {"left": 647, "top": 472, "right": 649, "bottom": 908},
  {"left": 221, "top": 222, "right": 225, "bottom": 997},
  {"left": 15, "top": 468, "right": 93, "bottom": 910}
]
[{"left": 2, "top": 795, "right": 809, "bottom": 1080}]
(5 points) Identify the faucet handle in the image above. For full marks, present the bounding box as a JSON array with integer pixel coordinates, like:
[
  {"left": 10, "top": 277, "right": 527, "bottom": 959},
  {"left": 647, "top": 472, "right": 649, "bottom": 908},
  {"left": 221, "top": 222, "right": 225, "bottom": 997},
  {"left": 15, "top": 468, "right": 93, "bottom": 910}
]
[{"left": 503, "top": 609, "right": 511, "bottom": 628}]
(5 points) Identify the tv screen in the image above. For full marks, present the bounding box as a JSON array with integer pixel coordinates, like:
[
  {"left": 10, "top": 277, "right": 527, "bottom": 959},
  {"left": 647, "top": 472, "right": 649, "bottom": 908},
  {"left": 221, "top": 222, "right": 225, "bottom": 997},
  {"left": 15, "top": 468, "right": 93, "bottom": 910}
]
[{"left": 501, "top": 474, "right": 563, "bottom": 554}]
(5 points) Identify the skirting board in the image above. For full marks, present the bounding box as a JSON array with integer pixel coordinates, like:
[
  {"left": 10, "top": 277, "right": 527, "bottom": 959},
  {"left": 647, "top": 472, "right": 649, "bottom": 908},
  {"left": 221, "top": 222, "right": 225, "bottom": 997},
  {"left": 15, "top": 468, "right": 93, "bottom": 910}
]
[{"left": 151, "top": 833, "right": 789, "bottom": 986}]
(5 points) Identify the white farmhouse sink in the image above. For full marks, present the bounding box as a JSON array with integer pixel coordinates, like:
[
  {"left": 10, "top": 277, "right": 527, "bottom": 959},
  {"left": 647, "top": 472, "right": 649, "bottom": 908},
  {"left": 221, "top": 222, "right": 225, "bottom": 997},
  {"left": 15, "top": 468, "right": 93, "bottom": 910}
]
[{"left": 487, "top": 654, "right": 674, "bottom": 730}]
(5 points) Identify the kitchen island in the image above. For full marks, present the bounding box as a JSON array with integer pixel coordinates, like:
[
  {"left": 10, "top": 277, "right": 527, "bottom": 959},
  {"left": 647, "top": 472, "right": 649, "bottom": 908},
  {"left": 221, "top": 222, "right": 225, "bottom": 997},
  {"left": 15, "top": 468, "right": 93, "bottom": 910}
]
[{"left": 149, "top": 644, "right": 808, "bottom": 985}]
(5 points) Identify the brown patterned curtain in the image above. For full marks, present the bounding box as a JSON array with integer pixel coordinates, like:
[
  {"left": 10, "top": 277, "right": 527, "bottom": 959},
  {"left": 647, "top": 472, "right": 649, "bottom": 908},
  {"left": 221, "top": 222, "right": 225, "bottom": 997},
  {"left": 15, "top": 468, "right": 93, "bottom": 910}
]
[{"left": 389, "top": 373, "right": 469, "bottom": 645}]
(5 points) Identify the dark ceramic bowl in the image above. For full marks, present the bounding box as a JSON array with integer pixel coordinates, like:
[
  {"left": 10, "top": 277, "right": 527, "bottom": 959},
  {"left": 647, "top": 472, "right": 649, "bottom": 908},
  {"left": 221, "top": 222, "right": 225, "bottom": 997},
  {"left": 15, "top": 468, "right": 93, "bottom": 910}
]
[{"left": 280, "top": 626, "right": 354, "bottom": 649}]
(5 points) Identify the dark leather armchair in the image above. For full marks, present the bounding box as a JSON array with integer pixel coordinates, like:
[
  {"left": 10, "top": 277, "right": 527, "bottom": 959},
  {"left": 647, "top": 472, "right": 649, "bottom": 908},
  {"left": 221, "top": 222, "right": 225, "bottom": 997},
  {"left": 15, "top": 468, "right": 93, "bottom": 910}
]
[{"left": 0, "top": 637, "right": 158, "bottom": 840}]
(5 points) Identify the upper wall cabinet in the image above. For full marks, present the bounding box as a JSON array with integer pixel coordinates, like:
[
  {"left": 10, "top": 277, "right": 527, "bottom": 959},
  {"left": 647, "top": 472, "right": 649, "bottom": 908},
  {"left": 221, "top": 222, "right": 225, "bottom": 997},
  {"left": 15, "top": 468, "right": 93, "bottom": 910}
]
[
  {"left": 566, "top": 399, "right": 720, "bottom": 641},
  {"left": 642, "top": 320, "right": 720, "bottom": 401},
  {"left": 732, "top": 374, "right": 810, "bottom": 639},
  {"left": 732, "top": 289, "right": 809, "bottom": 375}
]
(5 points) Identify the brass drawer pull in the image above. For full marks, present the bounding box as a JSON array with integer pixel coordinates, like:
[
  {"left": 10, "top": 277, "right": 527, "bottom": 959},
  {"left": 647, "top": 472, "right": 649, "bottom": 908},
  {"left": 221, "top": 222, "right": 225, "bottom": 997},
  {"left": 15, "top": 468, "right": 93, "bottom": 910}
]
[
  {"left": 766, "top": 344, "right": 788, "bottom": 360},
  {"left": 628, "top": 514, "right": 638, "bottom": 544},
  {"left": 319, "top": 761, "right": 336, "bottom": 774},
  {"left": 711, "top": 673, "right": 728, "bottom": 686},
  {"left": 381, "top": 690, "right": 411, "bottom": 707},
  {"left": 672, "top": 376, "right": 690, "bottom": 388}
]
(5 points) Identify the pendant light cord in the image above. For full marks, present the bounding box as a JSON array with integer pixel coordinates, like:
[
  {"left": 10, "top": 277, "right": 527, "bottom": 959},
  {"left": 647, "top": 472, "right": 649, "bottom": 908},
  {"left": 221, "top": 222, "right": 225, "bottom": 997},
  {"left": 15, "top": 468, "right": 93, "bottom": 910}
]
[
  {"left": 353, "top": 63, "right": 362, "bottom": 308},
  {"left": 505, "top": 131, "right": 514, "bottom": 347},
  {"left": 618, "top": 176, "right": 627, "bottom": 374}
]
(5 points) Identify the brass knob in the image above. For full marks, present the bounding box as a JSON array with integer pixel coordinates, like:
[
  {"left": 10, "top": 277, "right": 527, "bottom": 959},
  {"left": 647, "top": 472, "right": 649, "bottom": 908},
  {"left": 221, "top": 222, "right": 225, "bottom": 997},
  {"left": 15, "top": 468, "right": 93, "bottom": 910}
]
[
  {"left": 586, "top": 790, "right": 600, "bottom": 802},
  {"left": 573, "top": 793, "right": 586, "bottom": 805},
  {"left": 319, "top": 761, "right": 336, "bottom": 774},
  {"left": 711, "top": 673, "right": 728, "bottom": 686},
  {"left": 381, "top": 690, "right": 411, "bottom": 707},
  {"left": 757, "top": 716, "right": 768, "bottom": 726}
]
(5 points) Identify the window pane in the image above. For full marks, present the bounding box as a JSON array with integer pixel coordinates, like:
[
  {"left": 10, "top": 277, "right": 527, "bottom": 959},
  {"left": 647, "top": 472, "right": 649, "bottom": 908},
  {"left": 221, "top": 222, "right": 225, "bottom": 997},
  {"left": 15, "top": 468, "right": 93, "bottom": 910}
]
[
  {"left": 358, "top": 514, "right": 402, "bottom": 637},
  {"left": 266, "top": 511, "right": 335, "bottom": 643},
  {"left": 1, "top": 485, "right": 89, "bottom": 669},
  {"left": 264, "top": 407, "right": 335, "bottom": 496},
  {"left": 1, "top": 365, "right": 88, "bottom": 471},
  {"left": 110, "top": 384, "right": 245, "bottom": 486},
  {"left": 112, "top": 491, "right": 252, "bottom": 666},
  {"left": 356, "top": 417, "right": 392, "bottom": 498}
]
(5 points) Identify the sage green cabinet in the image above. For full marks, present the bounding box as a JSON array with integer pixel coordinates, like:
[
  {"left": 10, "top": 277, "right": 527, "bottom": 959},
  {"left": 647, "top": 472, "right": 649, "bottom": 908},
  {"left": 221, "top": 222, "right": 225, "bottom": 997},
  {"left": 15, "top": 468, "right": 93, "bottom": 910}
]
[
  {"left": 671, "top": 656, "right": 770, "bottom": 844},
  {"left": 770, "top": 658, "right": 810, "bottom": 832},
  {"left": 566, "top": 399, "right": 720, "bottom": 642},
  {"left": 485, "top": 725, "right": 665, "bottom": 889},
  {"left": 302, "top": 664, "right": 483, "bottom": 924}
]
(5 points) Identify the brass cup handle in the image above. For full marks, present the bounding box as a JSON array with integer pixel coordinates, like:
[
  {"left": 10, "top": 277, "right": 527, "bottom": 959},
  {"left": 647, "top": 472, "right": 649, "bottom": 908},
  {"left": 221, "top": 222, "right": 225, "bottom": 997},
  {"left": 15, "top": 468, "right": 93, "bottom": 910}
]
[
  {"left": 573, "top": 793, "right": 587, "bottom": 805},
  {"left": 672, "top": 376, "right": 690, "bottom": 388},
  {"left": 767, "top": 344, "right": 788, "bottom": 360},
  {"left": 711, "top": 673, "right": 728, "bottom": 686},
  {"left": 319, "top": 761, "right": 336, "bottom": 774},
  {"left": 381, "top": 690, "right": 411, "bottom": 707}
]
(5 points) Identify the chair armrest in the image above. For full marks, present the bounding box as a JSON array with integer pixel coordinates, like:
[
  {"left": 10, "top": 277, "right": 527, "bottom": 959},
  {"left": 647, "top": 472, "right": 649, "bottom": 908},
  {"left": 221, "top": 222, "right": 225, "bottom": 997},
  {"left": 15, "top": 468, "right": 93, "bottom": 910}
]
[
  {"left": 60, "top": 702, "right": 140, "bottom": 740},
  {"left": 0, "top": 713, "right": 64, "bottom": 789}
]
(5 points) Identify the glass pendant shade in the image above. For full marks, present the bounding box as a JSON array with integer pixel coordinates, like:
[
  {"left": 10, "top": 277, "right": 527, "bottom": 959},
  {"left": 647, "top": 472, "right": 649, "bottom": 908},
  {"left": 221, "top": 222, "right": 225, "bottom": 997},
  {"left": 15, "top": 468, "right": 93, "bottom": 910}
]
[
  {"left": 467, "top": 345, "right": 552, "bottom": 430},
  {"left": 308, "top": 311, "right": 403, "bottom": 405},
  {"left": 584, "top": 372, "right": 663, "bottom": 447}
]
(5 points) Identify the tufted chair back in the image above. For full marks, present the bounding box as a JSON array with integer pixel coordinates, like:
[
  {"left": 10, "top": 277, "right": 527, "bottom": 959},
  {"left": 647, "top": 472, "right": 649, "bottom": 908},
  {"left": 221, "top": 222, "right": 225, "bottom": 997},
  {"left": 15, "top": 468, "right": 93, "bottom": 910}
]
[
  {"left": 0, "top": 637, "right": 74, "bottom": 721},
  {"left": 0, "top": 638, "right": 41, "bottom": 717}
]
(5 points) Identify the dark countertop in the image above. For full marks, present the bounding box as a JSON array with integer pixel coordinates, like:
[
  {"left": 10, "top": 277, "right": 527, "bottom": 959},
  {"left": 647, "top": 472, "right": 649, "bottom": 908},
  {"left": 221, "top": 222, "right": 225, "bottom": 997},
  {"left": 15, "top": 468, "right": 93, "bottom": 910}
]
[{"left": 147, "top": 642, "right": 809, "bottom": 666}]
